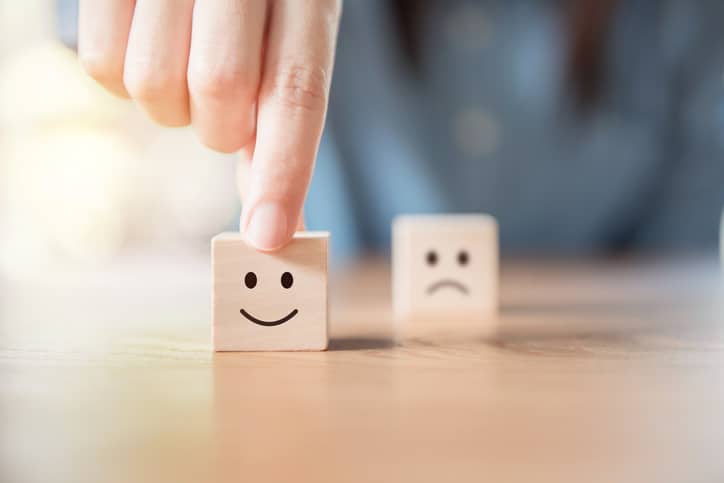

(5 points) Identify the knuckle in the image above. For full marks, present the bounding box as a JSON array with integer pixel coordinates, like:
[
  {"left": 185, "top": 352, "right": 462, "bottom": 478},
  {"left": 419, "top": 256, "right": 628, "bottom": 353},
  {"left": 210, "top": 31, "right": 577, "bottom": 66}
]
[
  {"left": 198, "top": 135, "right": 244, "bottom": 154},
  {"left": 158, "top": 114, "right": 191, "bottom": 128},
  {"left": 79, "top": 54, "right": 120, "bottom": 85},
  {"left": 123, "top": 66, "right": 184, "bottom": 103},
  {"left": 267, "top": 62, "right": 328, "bottom": 113},
  {"left": 188, "top": 62, "right": 254, "bottom": 102}
]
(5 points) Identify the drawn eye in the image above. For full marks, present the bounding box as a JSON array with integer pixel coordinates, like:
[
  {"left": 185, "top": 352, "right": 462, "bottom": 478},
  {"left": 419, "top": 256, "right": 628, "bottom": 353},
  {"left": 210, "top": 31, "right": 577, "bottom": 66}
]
[
  {"left": 426, "top": 250, "right": 438, "bottom": 266},
  {"left": 281, "top": 271, "right": 294, "bottom": 289},
  {"left": 244, "top": 272, "right": 257, "bottom": 289},
  {"left": 457, "top": 250, "right": 469, "bottom": 266}
]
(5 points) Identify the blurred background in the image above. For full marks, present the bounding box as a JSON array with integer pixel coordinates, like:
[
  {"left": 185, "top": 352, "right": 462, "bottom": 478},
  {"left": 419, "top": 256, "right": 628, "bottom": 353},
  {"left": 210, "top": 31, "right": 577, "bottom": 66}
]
[
  {"left": 0, "top": 0, "right": 239, "bottom": 280},
  {"left": 2, "top": 4, "right": 723, "bottom": 482},
  {"left": 1, "top": 0, "right": 723, "bottom": 281}
]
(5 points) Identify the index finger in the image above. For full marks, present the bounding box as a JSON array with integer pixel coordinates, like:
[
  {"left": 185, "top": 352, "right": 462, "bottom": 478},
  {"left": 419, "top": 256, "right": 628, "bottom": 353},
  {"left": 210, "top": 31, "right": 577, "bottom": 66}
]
[{"left": 240, "top": 0, "right": 341, "bottom": 251}]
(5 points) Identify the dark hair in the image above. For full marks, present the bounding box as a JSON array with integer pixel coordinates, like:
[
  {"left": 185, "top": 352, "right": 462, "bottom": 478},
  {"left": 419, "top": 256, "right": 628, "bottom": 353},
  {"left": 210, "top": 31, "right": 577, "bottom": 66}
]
[
  {"left": 391, "top": 0, "right": 619, "bottom": 108},
  {"left": 566, "top": 0, "right": 619, "bottom": 107}
]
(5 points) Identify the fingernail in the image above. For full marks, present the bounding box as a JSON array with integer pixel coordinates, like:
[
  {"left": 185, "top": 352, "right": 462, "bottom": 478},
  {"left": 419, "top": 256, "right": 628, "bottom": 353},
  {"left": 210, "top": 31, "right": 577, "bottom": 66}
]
[{"left": 244, "top": 202, "right": 289, "bottom": 251}]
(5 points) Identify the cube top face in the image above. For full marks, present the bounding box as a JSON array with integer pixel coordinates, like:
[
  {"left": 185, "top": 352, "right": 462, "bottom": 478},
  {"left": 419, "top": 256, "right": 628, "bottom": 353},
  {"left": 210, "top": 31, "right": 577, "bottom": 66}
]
[
  {"left": 212, "top": 232, "right": 329, "bottom": 351},
  {"left": 392, "top": 215, "right": 498, "bottom": 320}
]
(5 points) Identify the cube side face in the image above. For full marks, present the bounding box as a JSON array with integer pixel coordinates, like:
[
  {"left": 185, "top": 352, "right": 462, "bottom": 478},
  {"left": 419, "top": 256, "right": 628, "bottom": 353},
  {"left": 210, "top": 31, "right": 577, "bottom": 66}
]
[
  {"left": 212, "top": 232, "right": 328, "bottom": 351},
  {"left": 393, "top": 215, "right": 498, "bottom": 320}
]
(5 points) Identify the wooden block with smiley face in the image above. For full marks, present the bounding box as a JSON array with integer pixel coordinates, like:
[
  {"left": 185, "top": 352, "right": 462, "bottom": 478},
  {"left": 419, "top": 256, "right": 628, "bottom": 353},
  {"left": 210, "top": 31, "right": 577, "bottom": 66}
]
[
  {"left": 392, "top": 214, "right": 498, "bottom": 322},
  {"left": 212, "top": 231, "right": 329, "bottom": 351}
]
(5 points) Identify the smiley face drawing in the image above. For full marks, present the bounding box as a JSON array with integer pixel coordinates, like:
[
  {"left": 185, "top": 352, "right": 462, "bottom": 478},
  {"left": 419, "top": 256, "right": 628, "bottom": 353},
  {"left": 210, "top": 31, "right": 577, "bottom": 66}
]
[
  {"left": 212, "top": 231, "right": 329, "bottom": 351},
  {"left": 239, "top": 271, "right": 299, "bottom": 326},
  {"left": 392, "top": 215, "right": 498, "bottom": 321}
]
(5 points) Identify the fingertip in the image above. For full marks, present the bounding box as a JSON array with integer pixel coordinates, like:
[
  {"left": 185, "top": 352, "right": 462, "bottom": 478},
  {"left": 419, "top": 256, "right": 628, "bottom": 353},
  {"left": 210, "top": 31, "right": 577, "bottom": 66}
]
[{"left": 242, "top": 201, "right": 292, "bottom": 252}]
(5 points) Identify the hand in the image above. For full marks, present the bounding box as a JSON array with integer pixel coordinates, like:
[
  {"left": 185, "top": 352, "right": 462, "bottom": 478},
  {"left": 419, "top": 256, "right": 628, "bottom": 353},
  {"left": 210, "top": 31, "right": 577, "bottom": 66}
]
[{"left": 78, "top": 0, "right": 342, "bottom": 250}]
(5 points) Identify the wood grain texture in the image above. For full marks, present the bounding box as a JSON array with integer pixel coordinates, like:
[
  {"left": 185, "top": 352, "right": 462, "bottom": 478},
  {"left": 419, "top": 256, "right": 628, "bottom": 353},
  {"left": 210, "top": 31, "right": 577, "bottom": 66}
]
[{"left": 1, "top": 255, "right": 723, "bottom": 483}]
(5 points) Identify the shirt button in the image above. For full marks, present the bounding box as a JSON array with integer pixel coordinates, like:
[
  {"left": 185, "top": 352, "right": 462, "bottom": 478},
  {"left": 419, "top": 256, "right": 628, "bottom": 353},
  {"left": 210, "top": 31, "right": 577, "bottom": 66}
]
[
  {"left": 446, "top": 3, "right": 493, "bottom": 51},
  {"left": 452, "top": 107, "right": 502, "bottom": 158}
]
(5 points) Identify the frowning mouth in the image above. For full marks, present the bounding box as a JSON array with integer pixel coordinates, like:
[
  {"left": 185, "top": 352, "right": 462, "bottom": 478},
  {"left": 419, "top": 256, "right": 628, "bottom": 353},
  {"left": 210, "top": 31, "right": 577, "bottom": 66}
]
[
  {"left": 426, "top": 279, "right": 469, "bottom": 295},
  {"left": 240, "top": 308, "right": 299, "bottom": 327}
]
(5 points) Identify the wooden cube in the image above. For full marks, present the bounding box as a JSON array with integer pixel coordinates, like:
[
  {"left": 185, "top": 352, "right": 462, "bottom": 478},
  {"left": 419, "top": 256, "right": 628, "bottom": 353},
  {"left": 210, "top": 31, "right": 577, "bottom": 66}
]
[
  {"left": 212, "top": 231, "right": 329, "bottom": 351},
  {"left": 392, "top": 214, "right": 498, "bottom": 321}
]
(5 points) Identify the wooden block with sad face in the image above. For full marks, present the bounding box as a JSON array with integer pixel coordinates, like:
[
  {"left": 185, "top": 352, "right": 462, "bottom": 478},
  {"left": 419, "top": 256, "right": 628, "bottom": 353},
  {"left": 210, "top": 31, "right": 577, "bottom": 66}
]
[
  {"left": 212, "top": 232, "right": 329, "bottom": 351},
  {"left": 392, "top": 215, "right": 498, "bottom": 322}
]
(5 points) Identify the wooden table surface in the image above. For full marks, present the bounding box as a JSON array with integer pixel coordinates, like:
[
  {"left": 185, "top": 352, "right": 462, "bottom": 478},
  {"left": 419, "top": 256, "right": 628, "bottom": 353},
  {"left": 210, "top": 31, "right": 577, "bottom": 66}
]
[{"left": 1, "top": 255, "right": 723, "bottom": 483}]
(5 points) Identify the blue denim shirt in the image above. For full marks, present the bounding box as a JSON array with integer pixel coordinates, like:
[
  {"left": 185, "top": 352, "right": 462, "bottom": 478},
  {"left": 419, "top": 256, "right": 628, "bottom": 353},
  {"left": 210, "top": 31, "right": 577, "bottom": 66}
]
[
  {"left": 57, "top": 0, "right": 724, "bottom": 260},
  {"left": 307, "top": 0, "right": 724, "bottom": 260}
]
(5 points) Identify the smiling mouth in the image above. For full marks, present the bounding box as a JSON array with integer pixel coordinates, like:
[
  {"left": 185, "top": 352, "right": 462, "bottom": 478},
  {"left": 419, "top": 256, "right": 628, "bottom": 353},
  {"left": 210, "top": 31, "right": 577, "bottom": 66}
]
[
  {"left": 240, "top": 308, "right": 299, "bottom": 327},
  {"left": 426, "top": 279, "right": 469, "bottom": 295}
]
